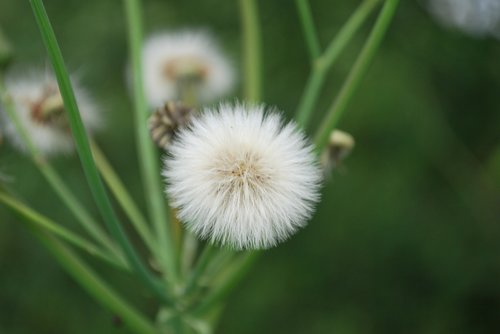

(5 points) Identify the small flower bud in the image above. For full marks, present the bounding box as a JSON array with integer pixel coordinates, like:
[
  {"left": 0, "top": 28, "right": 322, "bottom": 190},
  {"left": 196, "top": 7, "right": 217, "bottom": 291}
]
[
  {"left": 321, "top": 129, "right": 355, "bottom": 175},
  {"left": 148, "top": 101, "right": 193, "bottom": 150},
  {"left": 30, "top": 86, "right": 66, "bottom": 127}
]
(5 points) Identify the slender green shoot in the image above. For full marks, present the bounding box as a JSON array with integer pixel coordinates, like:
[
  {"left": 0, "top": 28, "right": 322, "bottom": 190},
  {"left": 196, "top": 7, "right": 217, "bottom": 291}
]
[
  {"left": 315, "top": 0, "right": 400, "bottom": 150},
  {"left": 91, "top": 140, "right": 157, "bottom": 255},
  {"left": 295, "top": 0, "right": 322, "bottom": 61},
  {"left": 192, "top": 251, "right": 261, "bottom": 316},
  {"left": 0, "top": 78, "right": 122, "bottom": 260},
  {"left": 239, "top": 0, "right": 262, "bottom": 102},
  {"left": 123, "top": 0, "right": 178, "bottom": 283},
  {"left": 29, "top": 224, "right": 157, "bottom": 334},
  {"left": 29, "top": 0, "right": 172, "bottom": 305},
  {"left": 0, "top": 192, "right": 128, "bottom": 270},
  {"left": 295, "top": 0, "right": 380, "bottom": 128},
  {"left": 183, "top": 244, "right": 216, "bottom": 296}
]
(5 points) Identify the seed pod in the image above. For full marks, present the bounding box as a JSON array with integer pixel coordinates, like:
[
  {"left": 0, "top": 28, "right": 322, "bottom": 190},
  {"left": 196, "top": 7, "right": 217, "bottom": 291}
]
[
  {"left": 148, "top": 101, "right": 193, "bottom": 150},
  {"left": 321, "top": 129, "right": 355, "bottom": 176},
  {"left": 31, "top": 89, "right": 67, "bottom": 128}
]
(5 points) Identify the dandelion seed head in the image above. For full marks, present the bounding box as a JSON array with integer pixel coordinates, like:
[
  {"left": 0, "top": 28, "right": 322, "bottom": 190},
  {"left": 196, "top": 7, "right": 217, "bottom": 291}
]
[
  {"left": 163, "top": 103, "right": 322, "bottom": 250},
  {"left": 427, "top": 0, "right": 500, "bottom": 38},
  {"left": 0, "top": 70, "right": 100, "bottom": 156},
  {"left": 142, "top": 31, "right": 235, "bottom": 108}
]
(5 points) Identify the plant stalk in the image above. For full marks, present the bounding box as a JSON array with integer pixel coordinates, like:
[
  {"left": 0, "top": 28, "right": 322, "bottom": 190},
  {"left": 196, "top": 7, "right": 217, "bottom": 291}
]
[
  {"left": 30, "top": 0, "right": 172, "bottom": 305},
  {"left": 123, "top": 0, "right": 178, "bottom": 284},
  {"left": 239, "top": 0, "right": 262, "bottom": 102},
  {"left": 315, "top": 0, "right": 399, "bottom": 150},
  {"left": 295, "top": 0, "right": 380, "bottom": 129}
]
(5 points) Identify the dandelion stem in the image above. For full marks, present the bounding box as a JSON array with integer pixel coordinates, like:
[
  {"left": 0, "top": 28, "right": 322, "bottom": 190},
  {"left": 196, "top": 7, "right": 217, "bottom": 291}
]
[
  {"left": 30, "top": 0, "right": 173, "bottom": 305},
  {"left": 239, "top": 0, "right": 262, "bottom": 102},
  {"left": 314, "top": 0, "right": 399, "bottom": 151},
  {"left": 91, "top": 140, "right": 157, "bottom": 256},
  {"left": 183, "top": 243, "right": 216, "bottom": 296},
  {"left": 192, "top": 251, "right": 261, "bottom": 316},
  {"left": 0, "top": 192, "right": 128, "bottom": 270},
  {"left": 295, "top": 0, "right": 380, "bottom": 129},
  {"left": 295, "top": 0, "right": 321, "bottom": 61},
  {"left": 0, "top": 78, "right": 123, "bottom": 262},
  {"left": 181, "top": 231, "right": 198, "bottom": 279},
  {"left": 28, "top": 223, "right": 157, "bottom": 334},
  {"left": 123, "top": 0, "right": 179, "bottom": 284}
]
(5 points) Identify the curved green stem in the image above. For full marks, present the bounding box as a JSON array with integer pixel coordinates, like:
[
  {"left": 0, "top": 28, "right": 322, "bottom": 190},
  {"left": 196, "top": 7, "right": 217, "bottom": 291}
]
[
  {"left": 123, "top": 0, "right": 178, "bottom": 284},
  {"left": 192, "top": 251, "right": 261, "bottom": 316},
  {"left": 295, "top": 0, "right": 321, "bottom": 61},
  {"left": 30, "top": 0, "right": 172, "bottom": 305},
  {"left": 183, "top": 244, "right": 216, "bottom": 296},
  {"left": 0, "top": 192, "right": 128, "bottom": 270},
  {"left": 91, "top": 140, "right": 157, "bottom": 256},
  {"left": 29, "top": 224, "right": 157, "bottom": 334},
  {"left": 295, "top": 0, "right": 380, "bottom": 129},
  {"left": 0, "top": 79, "right": 122, "bottom": 261},
  {"left": 239, "top": 0, "right": 262, "bottom": 102},
  {"left": 314, "top": 0, "right": 399, "bottom": 150}
]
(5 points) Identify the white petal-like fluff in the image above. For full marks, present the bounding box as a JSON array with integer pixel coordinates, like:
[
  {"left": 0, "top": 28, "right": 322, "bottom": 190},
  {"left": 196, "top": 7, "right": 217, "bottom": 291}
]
[
  {"left": 163, "top": 103, "right": 322, "bottom": 249},
  {"left": 142, "top": 31, "right": 235, "bottom": 108},
  {"left": 427, "top": 0, "right": 500, "bottom": 38},
  {"left": 0, "top": 70, "right": 100, "bottom": 156}
]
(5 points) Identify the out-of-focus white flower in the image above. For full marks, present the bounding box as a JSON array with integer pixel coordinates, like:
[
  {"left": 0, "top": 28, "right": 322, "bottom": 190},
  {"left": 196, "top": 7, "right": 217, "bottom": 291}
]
[
  {"left": 163, "top": 103, "right": 322, "bottom": 250},
  {"left": 142, "top": 31, "right": 235, "bottom": 108},
  {"left": 427, "top": 0, "right": 500, "bottom": 38},
  {"left": 0, "top": 70, "right": 100, "bottom": 156}
]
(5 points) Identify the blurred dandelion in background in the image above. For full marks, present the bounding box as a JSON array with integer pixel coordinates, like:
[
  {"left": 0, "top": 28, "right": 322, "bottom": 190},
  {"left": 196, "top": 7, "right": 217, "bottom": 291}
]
[
  {"left": 0, "top": 70, "right": 101, "bottom": 156},
  {"left": 426, "top": 0, "right": 500, "bottom": 38},
  {"left": 163, "top": 103, "right": 322, "bottom": 249},
  {"left": 142, "top": 31, "right": 235, "bottom": 108}
]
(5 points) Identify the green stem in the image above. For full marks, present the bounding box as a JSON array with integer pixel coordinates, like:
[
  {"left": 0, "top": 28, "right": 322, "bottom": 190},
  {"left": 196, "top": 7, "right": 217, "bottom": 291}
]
[
  {"left": 192, "top": 251, "right": 261, "bottom": 316},
  {"left": 239, "top": 0, "right": 262, "bottom": 102},
  {"left": 0, "top": 78, "right": 122, "bottom": 261},
  {"left": 314, "top": 0, "right": 399, "bottom": 150},
  {"left": 91, "top": 140, "right": 157, "bottom": 256},
  {"left": 181, "top": 232, "right": 199, "bottom": 279},
  {"left": 30, "top": 0, "right": 172, "bottom": 305},
  {"left": 183, "top": 244, "right": 216, "bottom": 296},
  {"left": 123, "top": 0, "right": 178, "bottom": 283},
  {"left": 295, "top": 0, "right": 321, "bottom": 61},
  {"left": 0, "top": 192, "right": 128, "bottom": 270},
  {"left": 295, "top": 0, "right": 380, "bottom": 128},
  {"left": 39, "top": 163, "right": 124, "bottom": 259},
  {"left": 28, "top": 224, "right": 157, "bottom": 334}
]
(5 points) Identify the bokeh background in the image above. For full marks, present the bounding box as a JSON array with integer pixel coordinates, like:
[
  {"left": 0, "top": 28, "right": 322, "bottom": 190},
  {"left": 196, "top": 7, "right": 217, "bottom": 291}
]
[{"left": 1, "top": 0, "right": 500, "bottom": 333}]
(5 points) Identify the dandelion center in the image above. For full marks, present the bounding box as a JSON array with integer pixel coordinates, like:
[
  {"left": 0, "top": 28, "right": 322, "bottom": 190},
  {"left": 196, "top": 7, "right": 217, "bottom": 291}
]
[
  {"left": 28, "top": 85, "right": 66, "bottom": 128},
  {"left": 214, "top": 149, "right": 271, "bottom": 196},
  {"left": 164, "top": 103, "right": 322, "bottom": 249},
  {"left": 162, "top": 56, "right": 209, "bottom": 82}
]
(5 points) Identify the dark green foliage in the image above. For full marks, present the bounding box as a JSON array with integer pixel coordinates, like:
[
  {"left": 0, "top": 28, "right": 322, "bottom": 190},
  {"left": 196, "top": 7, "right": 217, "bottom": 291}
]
[{"left": 0, "top": 1, "right": 499, "bottom": 333}]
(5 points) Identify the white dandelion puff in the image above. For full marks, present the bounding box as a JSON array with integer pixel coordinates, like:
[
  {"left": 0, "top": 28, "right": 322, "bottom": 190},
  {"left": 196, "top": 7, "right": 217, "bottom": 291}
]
[
  {"left": 142, "top": 31, "right": 235, "bottom": 108},
  {"left": 426, "top": 0, "right": 500, "bottom": 38},
  {"left": 0, "top": 70, "right": 101, "bottom": 156},
  {"left": 163, "top": 103, "right": 322, "bottom": 250}
]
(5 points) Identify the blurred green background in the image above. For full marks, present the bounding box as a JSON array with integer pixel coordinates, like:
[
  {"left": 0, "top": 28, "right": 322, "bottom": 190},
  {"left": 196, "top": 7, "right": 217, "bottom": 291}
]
[{"left": 1, "top": 0, "right": 500, "bottom": 333}]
